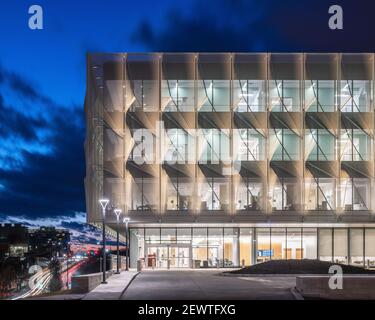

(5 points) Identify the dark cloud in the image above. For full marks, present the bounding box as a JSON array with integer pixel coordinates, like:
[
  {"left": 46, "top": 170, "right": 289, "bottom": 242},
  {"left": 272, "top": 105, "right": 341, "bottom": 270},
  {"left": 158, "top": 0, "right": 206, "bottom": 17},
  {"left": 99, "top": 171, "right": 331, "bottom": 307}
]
[
  {"left": 0, "top": 67, "right": 85, "bottom": 218},
  {"left": 132, "top": 12, "right": 261, "bottom": 52},
  {"left": 0, "top": 93, "right": 47, "bottom": 141},
  {"left": 7, "top": 72, "right": 41, "bottom": 101},
  {"left": 131, "top": 5, "right": 267, "bottom": 52},
  {"left": 131, "top": 0, "right": 375, "bottom": 52},
  {"left": 4, "top": 69, "right": 55, "bottom": 106},
  {"left": 0, "top": 115, "right": 85, "bottom": 217}
]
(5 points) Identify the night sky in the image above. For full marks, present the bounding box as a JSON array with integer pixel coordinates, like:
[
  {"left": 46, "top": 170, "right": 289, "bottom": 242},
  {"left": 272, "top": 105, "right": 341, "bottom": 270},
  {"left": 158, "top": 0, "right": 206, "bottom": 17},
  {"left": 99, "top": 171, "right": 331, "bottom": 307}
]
[{"left": 0, "top": 0, "right": 374, "bottom": 221}]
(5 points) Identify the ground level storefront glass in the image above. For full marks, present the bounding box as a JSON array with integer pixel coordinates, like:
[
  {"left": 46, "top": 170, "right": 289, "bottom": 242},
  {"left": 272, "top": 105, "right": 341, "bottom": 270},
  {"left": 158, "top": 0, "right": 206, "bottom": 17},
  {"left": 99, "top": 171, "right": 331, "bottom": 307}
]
[{"left": 129, "top": 227, "right": 375, "bottom": 269}]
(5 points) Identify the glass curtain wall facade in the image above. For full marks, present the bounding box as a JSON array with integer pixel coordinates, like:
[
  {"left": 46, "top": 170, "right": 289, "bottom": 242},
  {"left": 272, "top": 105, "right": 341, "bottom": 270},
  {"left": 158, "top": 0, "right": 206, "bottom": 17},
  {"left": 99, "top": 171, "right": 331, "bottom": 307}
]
[
  {"left": 130, "top": 227, "right": 375, "bottom": 268},
  {"left": 86, "top": 53, "right": 375, "bottom": 268}
]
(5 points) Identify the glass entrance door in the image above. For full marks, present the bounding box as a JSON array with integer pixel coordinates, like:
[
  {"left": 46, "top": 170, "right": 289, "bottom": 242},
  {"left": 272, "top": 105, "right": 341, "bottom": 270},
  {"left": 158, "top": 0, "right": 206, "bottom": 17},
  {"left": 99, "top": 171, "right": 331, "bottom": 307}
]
[
  {"left": 146, "top": 244, "right": 191, "bottom": 268},
  {"left": 169, "top": 246, "right": 190, "bottom": 268},
  {"left": 146, "top": 246, "right": 168, "bottom": 268}
]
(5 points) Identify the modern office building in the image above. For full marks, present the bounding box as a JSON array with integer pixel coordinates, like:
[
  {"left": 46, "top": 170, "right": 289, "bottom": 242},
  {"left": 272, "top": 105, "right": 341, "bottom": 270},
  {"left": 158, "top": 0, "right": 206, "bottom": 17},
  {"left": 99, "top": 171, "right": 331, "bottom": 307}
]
[
  {"left": 85, "top": 53, "right": 375, "bottom": 269},
  {"left": 0, "top": 224, "right": 28, "bottom": 258},
  {"left": 28, "top": 227, "right": 71, "bottom": 259}
]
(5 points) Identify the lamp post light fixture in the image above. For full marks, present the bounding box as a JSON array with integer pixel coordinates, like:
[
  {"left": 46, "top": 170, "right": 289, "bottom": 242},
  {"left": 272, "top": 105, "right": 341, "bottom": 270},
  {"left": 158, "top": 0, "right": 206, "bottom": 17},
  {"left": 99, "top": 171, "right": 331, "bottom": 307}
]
[
  {"left": 123, "top": 217, "right": 130, "bottom": 271},
  {"left": 114, "top": 208, "right": 122, "bottom": 274},
  {"left": 66, "top": 253, "right": 70, "bottom": 289},
  {"left": 99, "top": 199, "right": 109, "bottom": 284}
]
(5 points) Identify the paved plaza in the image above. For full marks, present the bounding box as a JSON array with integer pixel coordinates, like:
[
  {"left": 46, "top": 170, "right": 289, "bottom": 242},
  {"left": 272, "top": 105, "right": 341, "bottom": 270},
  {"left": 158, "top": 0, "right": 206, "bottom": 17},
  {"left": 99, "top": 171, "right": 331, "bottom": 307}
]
[{"left": 120, "top": 270, "right": 296, "bottom": 300}]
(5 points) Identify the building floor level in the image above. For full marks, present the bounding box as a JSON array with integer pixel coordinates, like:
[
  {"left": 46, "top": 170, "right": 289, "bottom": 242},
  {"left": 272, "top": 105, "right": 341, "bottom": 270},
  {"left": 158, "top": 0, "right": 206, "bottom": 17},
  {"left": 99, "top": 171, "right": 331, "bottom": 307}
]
[{"left": 129, "top": 226, "right": 375, "bottom": 269}]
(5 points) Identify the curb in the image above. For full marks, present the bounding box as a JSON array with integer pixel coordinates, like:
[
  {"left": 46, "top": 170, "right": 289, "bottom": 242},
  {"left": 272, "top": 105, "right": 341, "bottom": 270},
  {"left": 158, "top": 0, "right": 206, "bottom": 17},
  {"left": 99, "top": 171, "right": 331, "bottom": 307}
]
[
  {"left": 118, "top": 272, "right": 140, "bottom": 300},
  {"left": 221, "top": 273, "right": 316, "bottom": 277},
  {"left": 290, "top": 287, "right": 304, "bottom": 300}
]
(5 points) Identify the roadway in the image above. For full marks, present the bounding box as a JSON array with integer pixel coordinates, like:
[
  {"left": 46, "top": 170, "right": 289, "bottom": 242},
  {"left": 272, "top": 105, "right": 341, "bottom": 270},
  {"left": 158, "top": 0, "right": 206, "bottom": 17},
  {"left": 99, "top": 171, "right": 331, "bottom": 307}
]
[
  {"left": 13, "top": 267, "right": 53, "bottom": 299},
  {"left": 12, "top": 258, "right": 85, "bottom": 300}
]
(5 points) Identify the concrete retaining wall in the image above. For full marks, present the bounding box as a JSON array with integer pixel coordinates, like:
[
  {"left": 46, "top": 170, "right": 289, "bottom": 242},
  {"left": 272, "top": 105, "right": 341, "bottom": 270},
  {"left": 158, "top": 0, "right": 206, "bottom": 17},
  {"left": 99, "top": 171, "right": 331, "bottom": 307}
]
[
  {"left": 71, "top": 271, "right": 114, "bottom": 293},
  {"left": 296, "top": 275, "right": 375, "bottom": 299}
]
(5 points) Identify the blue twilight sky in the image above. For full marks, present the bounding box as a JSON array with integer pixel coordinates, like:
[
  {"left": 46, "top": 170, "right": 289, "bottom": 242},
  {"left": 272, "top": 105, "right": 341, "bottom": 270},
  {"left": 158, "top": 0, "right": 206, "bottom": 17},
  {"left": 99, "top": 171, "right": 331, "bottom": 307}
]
[{"left": 0, "top": 0, "right": 374, "bottom": 221}]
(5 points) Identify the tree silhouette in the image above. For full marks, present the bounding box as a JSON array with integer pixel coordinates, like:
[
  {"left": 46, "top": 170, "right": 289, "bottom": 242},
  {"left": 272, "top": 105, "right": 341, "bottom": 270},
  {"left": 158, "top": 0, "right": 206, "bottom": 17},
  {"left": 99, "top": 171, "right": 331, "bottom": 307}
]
[{"left": 48, "top": 258, "right": 63, "bottom": 292}]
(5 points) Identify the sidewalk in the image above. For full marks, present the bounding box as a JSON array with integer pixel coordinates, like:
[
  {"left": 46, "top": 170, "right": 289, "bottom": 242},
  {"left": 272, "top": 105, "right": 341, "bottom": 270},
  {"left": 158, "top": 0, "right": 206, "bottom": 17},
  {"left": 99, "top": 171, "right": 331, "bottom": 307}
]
[{"left": 83, "top": 270, "right": 139, "bottom": 300}]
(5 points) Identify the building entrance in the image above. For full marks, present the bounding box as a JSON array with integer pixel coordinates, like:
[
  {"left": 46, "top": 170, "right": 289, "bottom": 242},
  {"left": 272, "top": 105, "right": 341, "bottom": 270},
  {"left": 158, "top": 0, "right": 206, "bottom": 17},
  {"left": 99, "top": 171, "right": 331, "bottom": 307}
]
[{"left": 145, "top": 243, "right": 191, "bottom": 268}]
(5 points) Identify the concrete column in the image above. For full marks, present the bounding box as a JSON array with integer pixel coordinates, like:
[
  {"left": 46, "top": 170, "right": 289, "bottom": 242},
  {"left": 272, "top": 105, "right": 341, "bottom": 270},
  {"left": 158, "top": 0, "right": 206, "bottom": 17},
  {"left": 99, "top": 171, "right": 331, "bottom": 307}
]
[
  {"left": 129, "top": 229, "right": 138, "bottom": 268},
  {"left": 252, "top": 228, "right": 257, "bottom": 265},
  {"left": 233, "top": 229, "right": 240, "bottom": 267}
]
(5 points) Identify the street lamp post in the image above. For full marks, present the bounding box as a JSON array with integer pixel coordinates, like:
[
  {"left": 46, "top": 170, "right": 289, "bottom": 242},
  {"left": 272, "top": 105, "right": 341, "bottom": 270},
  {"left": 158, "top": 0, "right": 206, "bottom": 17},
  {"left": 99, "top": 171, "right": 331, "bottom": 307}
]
[
  {"left": 99, "top": 199, "right": 109, "bottom": 284},
  {"left": 123, "top": 217, "right": 130, "bottom": 271},
  {"left": 66, "top": 255, "right": 69, "bottom": 289},
  {"left": 114, "top": 208, "right": 122, "bottom": 274}
]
